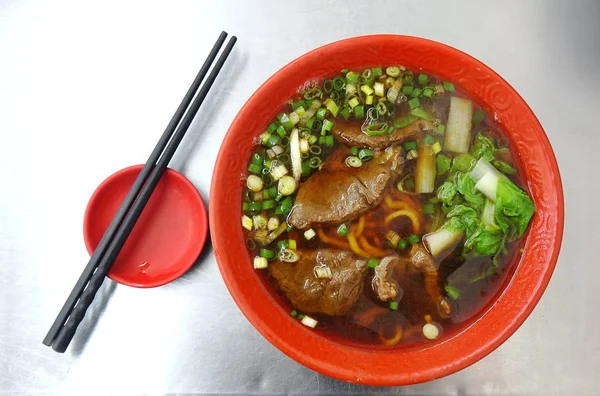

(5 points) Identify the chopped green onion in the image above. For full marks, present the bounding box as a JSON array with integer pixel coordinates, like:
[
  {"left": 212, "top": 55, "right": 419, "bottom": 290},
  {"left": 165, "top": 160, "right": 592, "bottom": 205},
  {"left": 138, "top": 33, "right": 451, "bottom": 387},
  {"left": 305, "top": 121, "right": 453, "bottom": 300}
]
[
  {"left": 301, "top": 159, "right": 311, "bottom": 178},
  {"left": 304, "top": 228, "right": 316, "bottom": 240},
  {"left": 365, "top": 95, "right": 374, "bottom": 105},
  {"left": 345, "top": 156, "right": 362, "bottom": 168},
  {"left": 389, "top": 301, "right": 399, "bottom": 310},
  {"left": 445, "top": 285, "right": 461, "bottom": 300},
  {"left": 376, "top": 101, "right": 387, "bottom": 116},
  {"left": 259, "top": 132, "right": 272, "bottom": 146},
  {"left": 242, "top": 202, "right": 249, "bottom": 211},
  {"left": 278, "top": 175, "right": 297, "bottom": 196},
  {"left": 261, "top": 200, "right": 275, "bottom": 210},
  {"left": 340, "top": 107, "right": 351, "bottom": 120},
  {"left": 322, "top": 119, "right": 334, "bottom": 133},
  {"left": 253, "top": 256, "right": 268, "bottom": 269},
  {"left": 303, "top": 87, "right": 322, "bottom": 100},
  {"left": 311, "top": 119, "right": 322, "bottom": 132},
  {"left": 423, "top": 203, "right": 435, "bottom": 214},
  {"left": 410, "top": 107, "right": 435, "bottom": 121},
  {"left": 367, "top": 258, "right": 380, "bottom": 269},
  {"left": 253, "top": 214, "right": 267, "bottom": 230},
  {"left": 247, "top": 201, "right": 262, "bottom": 212},
  {"left": 308, "top": 135, "right": 318, "bottom": 145},
  {"left": 403, "top": 72, "right": 414, "bottom": 84},
  {"left": 323, "top": 79, "right": 333, "bottom": 93},
  {"left": 442, "top": 81, "right": 455, "bottom": 92},
  {"left": 350, "top": 146, "right": 359, "bottom": 156},
  {"left": 324, "top": 135, "right": 334, "bottom": 148},
  {"left": 432, "top": 141, "right": 442, "bottom": 154},
  {"left": 309, "top": 156, "right": 322, "bottom": 168},
  {"left": 403, "top": 141, "right": 418, "bottom": 151},
  {"left": 267, "top": 123, "right": 278, "bottom": 133},
  {"left": 397, "top": 239, "right": 408, "bottom": 250},
  {"left": 278, "top": 113, "right": 294, "bottom": 131},
  {"left": 386, "top": 66, "right": 401, "bottom": 77},
  {"left": 337, "top": 223, "right": 349, "bottom": 237},
  {"left": 276, "top": 125, "right": 287, "bottom": 137},
  {"left": 365, "top": 127, "right": 388, "bottom": 137},
  {"left": 472, "top": 108, "right": 485, "bottom": 124},
  {"left": 411, "top": 88, "right": 422, "bottom": 98},
  {"left": 260, "top": 248, "right": 275, "bottom": 259},
  {"left": 277, "top": 240, "right": 289, "bottom": 250},
  {"left": 316, "top": 107, "right": 327, "bottom": 121},
  {"left": 309, "top": 145, "right": 322, "bottom": 155},
  {"left": 407, "top": 234, "right": 420, "bottom": 244},
  {"left": 358, "top": 148, "right": 374, "bottom": 161},
  {"left": 422, "top": 87, "right": 434, "bottom": 98},
  {"left": 248, "top": 163, "right": 262, "bottom": 174},
  {"left": 373, "top": 82, "right": 385, "bottom": 97},
  {"left": 251, "top": 152, "right": 263, "bottom": 165},
  {"left": 402, "top": 85, "right": 414, "bottom": 95},
  {"left": 288, "top": 239, "right": 296, "bottom": 249},
  {"left": 348, "top": 97, "right": 360, "bottom": 108},
  {"left": 435, "top": 124, "right": 446, "bottom": 135},
  {"left": 265, "top": 186, "right": 278, "bottom": 199},
  {"left": 436, "top": 154, "right": 451, "bottom": 175},
  {"left": 267, "top": 134, "right": 280, "bottom": 147},
  {"left": 372, "top": 67, "right": 383, "bottom": 77},
  {"left": 290, "top": 310, "right": 298, "bottom": 317},
  {"left": 408, "top": 97, "right": 421, "bottom": 110},
  {"left": 354, "top": 105, "right": 364, "bottom": 119},
  {"left": 417, "top": 73, "right": 429, "bottom": 85},
  {"left": 333, "top": 76, "right": 345, "bottom": 91},
  {"left": 405, "top": 178, "right": 415, "bottom": 190},
  {"left": 361, "top": 68, "right": 374, "bottom": 85},
  {"left": 424, "top": 134, "right": 435, "bottom": 145},
  {"left": 275, "top": 196, "right": 293, "bottom": 215},
  {"left": 346, "top": 71, "right": 359, "bottom": 85},
  {"left": 361, "top": 85, "right": 374, "bottom": 96},
  {"left": 241, "top": 215, "right": 253, "bottom": 231},
  {"left": 394, "top": 114, "right": 419, "bottom": 129},
  {"left": 291, "top": 101, "right": 305, "bottom": 111},
  {"left": 324, "top": 98, "right": 339, "bottom": 117}
]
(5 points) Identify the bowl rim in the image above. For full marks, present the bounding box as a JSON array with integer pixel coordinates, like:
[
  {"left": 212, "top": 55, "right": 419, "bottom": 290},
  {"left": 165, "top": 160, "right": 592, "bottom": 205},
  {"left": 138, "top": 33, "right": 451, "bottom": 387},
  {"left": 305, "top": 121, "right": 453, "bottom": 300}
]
[{"left": 209, "top": 34, "right": 564, "bottom": 385}]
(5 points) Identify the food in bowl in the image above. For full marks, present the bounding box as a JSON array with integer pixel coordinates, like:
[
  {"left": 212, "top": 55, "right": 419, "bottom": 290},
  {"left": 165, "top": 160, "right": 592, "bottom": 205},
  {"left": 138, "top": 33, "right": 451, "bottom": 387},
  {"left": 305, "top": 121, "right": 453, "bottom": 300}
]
[{"left": 240, "top": 65, "right": 535, "bottom": 347}]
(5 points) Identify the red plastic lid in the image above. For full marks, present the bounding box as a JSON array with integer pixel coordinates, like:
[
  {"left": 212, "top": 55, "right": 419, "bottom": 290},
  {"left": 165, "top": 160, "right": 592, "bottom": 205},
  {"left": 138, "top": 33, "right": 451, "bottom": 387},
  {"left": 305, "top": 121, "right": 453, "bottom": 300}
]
[{"left": 83, "top": 164, "right": 208, "bottom": 288}]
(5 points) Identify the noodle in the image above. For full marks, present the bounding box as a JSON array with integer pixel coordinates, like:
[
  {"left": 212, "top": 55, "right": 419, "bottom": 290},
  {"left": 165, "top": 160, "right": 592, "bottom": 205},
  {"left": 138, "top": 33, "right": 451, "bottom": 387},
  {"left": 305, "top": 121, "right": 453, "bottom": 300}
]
[
  {"left": 424, "top": 271, "right": 451, "bottom": 318},
  {"left": 358, "top": 235, "right": 388, "bottom": 257},
  {"left": 347, "top": 233, "right": 371, "bottom": 257},
  {"left": 355, "top": 215, "right": 365, "bottom": 237},
  {"left": 378, "top": 324, "right": 403, "bottom": 346},
  {"left": 384, "top": 195, "right": 408, "bottom": 210},
  {"left": 384, "top": 210, "right": 420, "bottom": 234},
  {"left": 316, "top": 228, "right": 350, "bottom": 249},
  {"left": 353, "top": 306, "right": 386, "bottom": 327}
]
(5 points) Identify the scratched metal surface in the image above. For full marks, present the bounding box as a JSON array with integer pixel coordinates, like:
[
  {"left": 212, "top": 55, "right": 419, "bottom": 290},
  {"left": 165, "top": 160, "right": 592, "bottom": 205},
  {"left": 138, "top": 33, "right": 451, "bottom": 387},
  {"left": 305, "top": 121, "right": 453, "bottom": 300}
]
[{"left": 1, "top": 0, "right": 599, "bottom": 394}]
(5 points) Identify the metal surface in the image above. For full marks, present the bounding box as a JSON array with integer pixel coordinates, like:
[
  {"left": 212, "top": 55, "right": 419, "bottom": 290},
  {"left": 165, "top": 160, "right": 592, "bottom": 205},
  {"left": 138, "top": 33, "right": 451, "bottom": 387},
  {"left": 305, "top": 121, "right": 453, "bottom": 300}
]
[{"left": 0, "top": 0, "right": 598, "bottom": 394}]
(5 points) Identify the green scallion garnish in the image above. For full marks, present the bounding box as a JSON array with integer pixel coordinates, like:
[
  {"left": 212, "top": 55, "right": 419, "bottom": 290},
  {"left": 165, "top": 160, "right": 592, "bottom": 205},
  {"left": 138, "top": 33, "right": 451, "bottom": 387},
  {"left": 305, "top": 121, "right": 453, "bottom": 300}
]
[
  {"left": 367, "top": 258, "right": 380, "bottom": 269},
  {"left": 389, "top": 301, "right": 399, "bottom": 310},
  {"left": 337, "top": 223, "right": 349, "bottom": 237},
  {"left": 407, "top": 234, "right": 420, "bottom": 245}
]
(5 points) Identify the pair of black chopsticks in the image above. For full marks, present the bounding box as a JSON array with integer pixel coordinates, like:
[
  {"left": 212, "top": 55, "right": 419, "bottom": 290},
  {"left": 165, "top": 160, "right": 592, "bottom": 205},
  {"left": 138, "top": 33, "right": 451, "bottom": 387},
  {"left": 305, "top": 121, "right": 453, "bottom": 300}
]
[{"left": 43, "top": 31, "right": 237, "bottom": 353}]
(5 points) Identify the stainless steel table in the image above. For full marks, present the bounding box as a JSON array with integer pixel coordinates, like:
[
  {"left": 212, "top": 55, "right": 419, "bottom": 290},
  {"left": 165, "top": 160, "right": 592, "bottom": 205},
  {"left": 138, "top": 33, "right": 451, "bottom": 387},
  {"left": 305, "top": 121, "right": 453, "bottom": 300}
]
[{"left": 1, "top": 0, "right": 598, "bottom": 394}]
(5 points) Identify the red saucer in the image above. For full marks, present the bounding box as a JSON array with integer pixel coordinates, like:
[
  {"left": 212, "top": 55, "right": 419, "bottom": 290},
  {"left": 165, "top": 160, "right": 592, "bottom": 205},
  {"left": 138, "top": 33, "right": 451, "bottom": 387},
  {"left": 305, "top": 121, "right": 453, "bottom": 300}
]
[{"left": 83, "top": 165, "right": 208, "bottom": 288}]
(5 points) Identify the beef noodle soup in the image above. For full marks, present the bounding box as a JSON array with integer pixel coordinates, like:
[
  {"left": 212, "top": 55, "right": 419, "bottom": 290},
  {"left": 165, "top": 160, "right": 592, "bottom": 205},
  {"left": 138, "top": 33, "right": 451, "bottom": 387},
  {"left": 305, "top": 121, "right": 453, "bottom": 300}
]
[{"left": 240, "top": 66, "right": 535, "bottom": 347}]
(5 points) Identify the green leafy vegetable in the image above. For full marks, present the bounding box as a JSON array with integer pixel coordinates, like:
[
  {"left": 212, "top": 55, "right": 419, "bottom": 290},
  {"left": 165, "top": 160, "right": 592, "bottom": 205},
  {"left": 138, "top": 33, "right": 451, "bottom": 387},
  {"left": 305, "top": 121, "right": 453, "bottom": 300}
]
[
  {"left": 492, "top": 160, "right": 517, "bottom": 175},
  {"left": 436, "top": 154, "right": 451, "bottom": 176},
  {"left": 436, "top": 181, "right": 457, "bottom": 206},
  {"left": 447, "top": 204, "right": 479, "bottom": 236},
  {"left": 471, "top": 133, "right": 496, "bottom": 161},
  {"left": 451, "top": 154, "right": 477, "bottom": 173},
  {"left": 445, "top": 285, "right": 461, "bottom": 300},
  {"left": 495, "top": 177, "right": 535, "bottom": 239},
  {"left": 455, "top": 172, "right": 485, "bottom": 210}
]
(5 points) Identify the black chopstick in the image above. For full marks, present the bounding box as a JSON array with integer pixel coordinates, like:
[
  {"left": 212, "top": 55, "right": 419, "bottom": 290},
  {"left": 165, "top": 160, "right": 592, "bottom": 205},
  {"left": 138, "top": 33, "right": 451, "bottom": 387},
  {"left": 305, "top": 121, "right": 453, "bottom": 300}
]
[{"left": 43, "top": 33, "right": 236, "bottom": 353}]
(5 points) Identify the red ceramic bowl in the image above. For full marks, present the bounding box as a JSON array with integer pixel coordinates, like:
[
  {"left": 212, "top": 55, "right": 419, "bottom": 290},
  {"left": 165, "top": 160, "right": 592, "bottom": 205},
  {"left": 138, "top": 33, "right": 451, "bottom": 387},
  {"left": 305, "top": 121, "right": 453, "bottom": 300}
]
[{"left": 210, "top": 35, "right": 563, "bottom": 385}]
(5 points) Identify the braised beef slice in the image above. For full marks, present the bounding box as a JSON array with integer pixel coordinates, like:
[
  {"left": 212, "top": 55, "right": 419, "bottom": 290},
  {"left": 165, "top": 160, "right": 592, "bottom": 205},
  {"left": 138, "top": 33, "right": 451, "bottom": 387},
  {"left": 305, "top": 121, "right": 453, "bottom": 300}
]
[
  {"left": 269, "top": 249, "right": 368, "bottom": 316},
  {"left": 288, "top": 146, "right": 404, "bottom": 230},
  {"left": 332, "top": 118, "right": 434, "bottom": 149}
]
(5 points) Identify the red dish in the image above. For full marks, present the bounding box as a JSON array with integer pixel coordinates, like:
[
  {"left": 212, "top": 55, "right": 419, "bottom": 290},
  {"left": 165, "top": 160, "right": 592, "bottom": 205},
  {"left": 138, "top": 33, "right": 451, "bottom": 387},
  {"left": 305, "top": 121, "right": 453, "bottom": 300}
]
[
  {"left": 84, "top": 165, "right": 208, "bottom": 288},
  {"left": 209, "top": 35, "right": 563, "bottom": 385}
]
